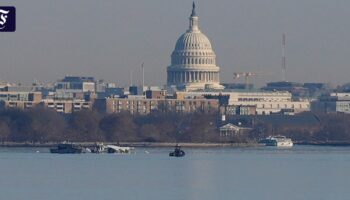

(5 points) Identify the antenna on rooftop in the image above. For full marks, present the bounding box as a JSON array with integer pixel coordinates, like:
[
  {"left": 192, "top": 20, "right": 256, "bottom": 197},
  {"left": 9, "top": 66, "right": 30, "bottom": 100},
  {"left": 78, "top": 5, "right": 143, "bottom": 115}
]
[
  {"left": 130, "top": 70, "right": 133, "bottom": 86},
  {"left": 142, "top": 62, "right": 144, "bottom": 89},
  {"left": 282, "top": 33, "right": 286, "bottom": 81}
]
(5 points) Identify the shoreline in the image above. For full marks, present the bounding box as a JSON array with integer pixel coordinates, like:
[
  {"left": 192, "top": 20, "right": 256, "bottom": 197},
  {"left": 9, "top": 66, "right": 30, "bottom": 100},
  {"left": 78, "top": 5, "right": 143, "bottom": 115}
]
[
  {"left": 0, "top": 142, "right": 262, "bottom": 148},
  {"left": 1, "top": 141, "right": 350, "bottom": 148}
]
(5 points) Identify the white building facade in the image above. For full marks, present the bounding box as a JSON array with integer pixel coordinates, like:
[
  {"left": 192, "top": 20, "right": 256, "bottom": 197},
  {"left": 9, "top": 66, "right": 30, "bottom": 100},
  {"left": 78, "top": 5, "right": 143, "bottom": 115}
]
[
  {"left": 313, "top": 93, "right": 350, "bottom": 114},
  {"left": 178, "top": 91, "right": 310, "bottom": 115}
]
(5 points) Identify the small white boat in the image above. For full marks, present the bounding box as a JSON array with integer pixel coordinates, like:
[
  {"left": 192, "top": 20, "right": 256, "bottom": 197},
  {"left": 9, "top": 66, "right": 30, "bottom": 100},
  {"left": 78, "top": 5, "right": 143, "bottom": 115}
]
[{"left": 262, "top": 136, "right": 293, "bottom": 147}]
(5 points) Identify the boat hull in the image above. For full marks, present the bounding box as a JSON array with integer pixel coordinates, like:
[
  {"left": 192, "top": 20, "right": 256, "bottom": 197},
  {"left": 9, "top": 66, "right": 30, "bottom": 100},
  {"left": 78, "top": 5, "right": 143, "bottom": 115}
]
[
  {"left": 262, "top": 136, "right": 294, "bottom": 147},
  {"left": 50, "top": 148, "right": 84, "bottom": 154},
  {"left": 50, "top": 143, "right": 85, "bottom": 154},
  {"left": 169, "top": 150, "right": 185, "bottom": 157},
  {"left": 265, "top": 142, "right": 293, "bottom": 147}
]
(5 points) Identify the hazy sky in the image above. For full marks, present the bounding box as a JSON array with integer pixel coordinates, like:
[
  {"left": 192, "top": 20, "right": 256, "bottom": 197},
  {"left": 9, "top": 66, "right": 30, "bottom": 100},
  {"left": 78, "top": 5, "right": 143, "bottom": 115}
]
[{"left": 1, "top": 0, "right": 350, "bottom": 87}]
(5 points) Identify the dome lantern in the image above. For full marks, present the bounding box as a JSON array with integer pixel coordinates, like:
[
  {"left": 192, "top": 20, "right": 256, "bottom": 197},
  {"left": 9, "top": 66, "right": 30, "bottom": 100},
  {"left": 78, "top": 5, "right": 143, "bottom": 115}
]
[
  {"left": 187, "top": 2, "right": 200, "bottom": 33},
  {"left": 188, "top": 2, "right": 200, "bottom": 33}
]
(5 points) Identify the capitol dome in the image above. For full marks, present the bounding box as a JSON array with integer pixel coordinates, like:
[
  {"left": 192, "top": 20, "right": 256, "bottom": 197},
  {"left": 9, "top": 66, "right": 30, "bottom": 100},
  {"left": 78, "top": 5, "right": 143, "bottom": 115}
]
[
  {"left": 167, "top": 2, "right": 223, "bottom": 91},
  {"left": 174, "top": 32, "right": 212, "bottom": 50}
]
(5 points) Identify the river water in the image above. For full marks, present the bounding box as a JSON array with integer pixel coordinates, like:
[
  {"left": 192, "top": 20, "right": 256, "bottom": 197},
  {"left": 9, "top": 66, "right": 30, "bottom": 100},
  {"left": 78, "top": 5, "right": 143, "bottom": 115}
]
[{"left": 0, "top": 146, "right": 349, "bottom": 200}]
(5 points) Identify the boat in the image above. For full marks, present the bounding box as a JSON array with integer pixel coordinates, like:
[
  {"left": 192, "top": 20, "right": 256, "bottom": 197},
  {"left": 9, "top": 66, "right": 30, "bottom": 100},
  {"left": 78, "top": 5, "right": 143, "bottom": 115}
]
[
  {"left": 50, "top": 142, "right": 86, "bottom": 154},
  {"left": 169, "top": 145, "right": 185, "bottom": 157},
  {"left": 261, "top": 136, "right": 293, "bottom": 147}
]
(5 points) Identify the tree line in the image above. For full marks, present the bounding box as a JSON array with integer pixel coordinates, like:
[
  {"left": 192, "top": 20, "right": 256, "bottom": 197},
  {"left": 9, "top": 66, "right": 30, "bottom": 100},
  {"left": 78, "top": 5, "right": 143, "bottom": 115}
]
[
  {"left": 1, "top": 106, "right": 350, "bottom": 144},
  {"left": 0, "top": 106, "right": 220, "bottom": 143}
]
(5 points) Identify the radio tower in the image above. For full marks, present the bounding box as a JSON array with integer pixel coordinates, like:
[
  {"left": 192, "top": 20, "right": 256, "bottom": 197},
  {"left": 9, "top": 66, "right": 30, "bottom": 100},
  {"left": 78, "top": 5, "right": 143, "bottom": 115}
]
[
  {"left": 142, "top": 62, "right": 144, "bottom": 89},
  {"left": 282, "top": 33, "right": 286, "bottom": 81}
]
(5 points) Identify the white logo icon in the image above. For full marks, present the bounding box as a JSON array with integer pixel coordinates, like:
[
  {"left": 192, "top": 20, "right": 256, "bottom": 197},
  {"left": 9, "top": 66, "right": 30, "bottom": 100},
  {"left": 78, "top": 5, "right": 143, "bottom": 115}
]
[{"left": 0, "top": 9, "right": 10, "bottom": 30}]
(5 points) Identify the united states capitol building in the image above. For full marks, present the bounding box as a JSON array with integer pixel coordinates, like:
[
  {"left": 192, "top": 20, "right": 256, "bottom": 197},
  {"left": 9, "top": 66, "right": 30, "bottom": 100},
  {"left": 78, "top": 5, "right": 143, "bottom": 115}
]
[{"left": 167, "top": 3, "right": 224, "bottom": 91}]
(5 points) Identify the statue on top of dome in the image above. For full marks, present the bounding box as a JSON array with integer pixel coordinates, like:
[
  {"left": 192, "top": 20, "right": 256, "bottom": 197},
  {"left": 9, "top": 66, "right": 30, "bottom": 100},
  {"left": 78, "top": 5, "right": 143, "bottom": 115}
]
[{"left": 191, "top": 2, "right": 197, "bottom": 17}]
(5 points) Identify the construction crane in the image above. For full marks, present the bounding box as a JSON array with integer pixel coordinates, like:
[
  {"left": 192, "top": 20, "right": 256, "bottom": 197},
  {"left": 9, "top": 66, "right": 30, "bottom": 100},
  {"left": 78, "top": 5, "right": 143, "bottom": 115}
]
[
  {"left": 233, "top": 72, "right": 270, "bottom": 89},
  {"left": 233, "top": 72, "right": 258, "bottom": 88}
]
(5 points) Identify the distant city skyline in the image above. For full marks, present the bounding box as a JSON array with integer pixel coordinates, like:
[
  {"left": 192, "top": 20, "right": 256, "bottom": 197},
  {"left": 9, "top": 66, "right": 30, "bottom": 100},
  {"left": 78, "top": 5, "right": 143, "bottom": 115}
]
[{"left": 1, "top": 0, "right": 350, "bottom": 87}]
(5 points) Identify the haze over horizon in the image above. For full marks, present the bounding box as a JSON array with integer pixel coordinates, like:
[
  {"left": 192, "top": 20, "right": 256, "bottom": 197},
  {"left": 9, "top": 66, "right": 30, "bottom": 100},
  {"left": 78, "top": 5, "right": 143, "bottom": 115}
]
[{"left": 1, "top": 0, "right": 350, "bottom": 87}]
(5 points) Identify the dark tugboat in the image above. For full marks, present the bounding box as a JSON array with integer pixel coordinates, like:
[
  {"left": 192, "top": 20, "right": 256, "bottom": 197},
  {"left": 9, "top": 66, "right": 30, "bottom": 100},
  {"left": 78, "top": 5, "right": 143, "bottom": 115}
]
[
  {"left": 169, "top": 144, "right": 185, "bottom": 157},
  {"left": 50, "top": 142, "right": 86, "bottom": 154}
]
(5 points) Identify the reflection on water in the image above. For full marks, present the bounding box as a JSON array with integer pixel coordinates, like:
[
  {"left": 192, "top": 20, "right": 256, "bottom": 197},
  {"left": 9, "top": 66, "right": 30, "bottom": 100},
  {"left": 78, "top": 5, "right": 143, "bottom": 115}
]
[{"left": 0, "top": 146, "right": 350, "bottom": 200}]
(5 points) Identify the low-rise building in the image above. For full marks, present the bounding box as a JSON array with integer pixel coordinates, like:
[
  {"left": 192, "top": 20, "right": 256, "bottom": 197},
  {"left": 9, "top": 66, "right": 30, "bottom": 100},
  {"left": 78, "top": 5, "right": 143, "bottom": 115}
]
[
  {"left": 105, "top": 97, "right": 219, "bottom": 115},
  {"left": 42, "top": 99, "right": 92, "bottom": 113},
  {"left": 312, "top": 93, "right": 350, "bottom": 114},
  {"left": 177, "top": 91, "right": 310, "bottom": 115},
  {"left": 145, "top": 89, "right": 167, "bottom": 99},
  {"left": 0, "top": 91, "right": 42, "bottom": 110},
  {"left": 219, "top": 123, "right": 252, "bottom": 137},
  {"left": 220, "top": 105, "right": 257, "bottom": 115},
  {"left": 54, "top": 76, "right": 96, "bottom": 101}
]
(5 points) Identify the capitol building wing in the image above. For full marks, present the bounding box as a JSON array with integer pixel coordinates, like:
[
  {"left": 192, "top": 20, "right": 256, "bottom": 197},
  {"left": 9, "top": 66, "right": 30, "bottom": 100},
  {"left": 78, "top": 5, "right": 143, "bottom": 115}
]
[{"left": 167, "top": 3, "right": 224, "bottom": 91}]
